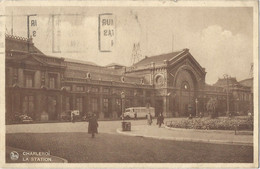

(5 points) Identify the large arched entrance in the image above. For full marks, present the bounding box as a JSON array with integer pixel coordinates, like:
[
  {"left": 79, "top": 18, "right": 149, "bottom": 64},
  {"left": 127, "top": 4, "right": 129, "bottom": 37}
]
[
  {"left": 174, "top": 68, "right": 198, "bottom": 116},
  {"left": 180, "top": 81, "right": 194, "bottom": 116}
]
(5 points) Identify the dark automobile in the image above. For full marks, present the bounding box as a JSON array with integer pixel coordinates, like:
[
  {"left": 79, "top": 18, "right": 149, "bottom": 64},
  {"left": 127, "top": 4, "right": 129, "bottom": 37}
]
[{"left": 14, "top": 114, "right": 33, "bottom": 123}]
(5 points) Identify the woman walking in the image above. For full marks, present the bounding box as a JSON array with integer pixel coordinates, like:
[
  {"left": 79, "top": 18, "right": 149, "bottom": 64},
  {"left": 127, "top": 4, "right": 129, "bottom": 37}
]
[{"left": 147, "top": 112, "right": 152, "bottom": 125}]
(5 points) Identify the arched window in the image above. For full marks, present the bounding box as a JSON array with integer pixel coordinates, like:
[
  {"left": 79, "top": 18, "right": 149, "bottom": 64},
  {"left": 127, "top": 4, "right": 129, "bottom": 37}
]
[
  {"left": 141, "top": 79, "right": 144, "bottom": 84},
  {"left": 182, "top": 81, "right": 190, "bottom": 91},
  {"left": 86, "top": 72, "right": 91, "bottom": 79},
  {"left": 121, "top": 77, "right": 125, "bottom": 82}
]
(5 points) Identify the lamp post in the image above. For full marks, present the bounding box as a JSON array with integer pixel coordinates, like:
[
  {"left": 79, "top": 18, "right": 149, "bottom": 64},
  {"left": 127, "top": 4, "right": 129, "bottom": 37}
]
[
  {"left": 195, "top": 98, "right": 198, "bottom": 117},
  {"left": 223, "top": 74, "right": 230, "bottom": 116},
  {"left": 121, "top": 91, "right": 125, "bottom": 121},
  {"left": 236, "top": 98, "right": 239, "bottom": 115}
]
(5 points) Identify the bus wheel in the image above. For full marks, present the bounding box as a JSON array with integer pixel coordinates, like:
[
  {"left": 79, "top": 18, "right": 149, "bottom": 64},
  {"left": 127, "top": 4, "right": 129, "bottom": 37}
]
[{"left": 126, "top": 115, "right": 130, "bottom": 120}]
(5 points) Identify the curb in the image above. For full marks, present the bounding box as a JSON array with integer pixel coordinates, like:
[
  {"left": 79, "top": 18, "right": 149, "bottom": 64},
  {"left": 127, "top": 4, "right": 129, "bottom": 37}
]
[
  {"left": 164, "top": 125, "right": 234, "bottom": 133},
  {"left": 164, "top": 125, "right": 253, "bottom": 135},
  {"left": 116, "top": 128, "right": 253, "bottom": 146}
]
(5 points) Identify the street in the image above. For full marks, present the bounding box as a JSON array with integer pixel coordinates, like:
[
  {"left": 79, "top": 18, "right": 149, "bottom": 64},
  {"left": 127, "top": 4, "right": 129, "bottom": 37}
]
[
  {"left": 6, "top": 118, "right": 253, "bottom": 163},
  {"left": 6, "top": 132, "right": 253, "bottom": 163},
  {"left": 6, "top": 118, "right": 152, "bottom": 134}
]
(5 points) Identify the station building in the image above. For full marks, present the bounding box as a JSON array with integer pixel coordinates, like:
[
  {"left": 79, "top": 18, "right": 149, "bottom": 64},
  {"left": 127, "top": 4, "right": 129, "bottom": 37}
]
[{"left": 5, "top": 35, "right": 253, "bottom": 122}]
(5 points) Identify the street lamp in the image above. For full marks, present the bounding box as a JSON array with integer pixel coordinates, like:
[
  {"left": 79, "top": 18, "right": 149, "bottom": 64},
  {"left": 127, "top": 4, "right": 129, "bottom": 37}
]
[
  {"left": 121, "top": 91, "right": 125, "bottom": 121},
  {"left": 223, "top": 74, "right": 230, "bottom": 116},
  {"left": 236, "top": 98, "right": 240, "bottom": 115},
  {"left": 195, "top": 98, "right": 198, "bottom": 117}
]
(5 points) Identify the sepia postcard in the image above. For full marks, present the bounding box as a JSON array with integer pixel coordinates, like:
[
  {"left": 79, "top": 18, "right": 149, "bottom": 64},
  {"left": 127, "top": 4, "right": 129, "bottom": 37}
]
[{"left": 0, "top": 0, "right": 258, "bottom": 168}]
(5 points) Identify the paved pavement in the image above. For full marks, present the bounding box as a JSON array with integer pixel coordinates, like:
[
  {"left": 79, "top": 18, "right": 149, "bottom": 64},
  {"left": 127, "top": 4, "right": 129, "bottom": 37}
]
[
  {"left": 6, "top": 118, "right": 253, "bottom": 163},
  {"left": 6, "top": 118, "right": 253, "bottom": 146},
  {"left": 116, "top": 124, "right": 253, "bottom": 146},
  {"left": 6, "top": 119, "right": 152, "bottom": 134}
]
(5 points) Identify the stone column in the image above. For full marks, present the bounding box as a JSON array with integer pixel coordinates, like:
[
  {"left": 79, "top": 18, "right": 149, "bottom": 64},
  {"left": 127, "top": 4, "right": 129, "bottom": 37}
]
[
  {"left": 163, "top": 96, "right": 170, "bottom": 117},
  {"left": 86, "top": 94, "right": 90, "bottom": 114},
  {"left": 18, "top": 69, "right": 24, "bottom": 87},
  {"left": 35, "top": 92, "right": 42, "bottom": 121},
  {"left": 61, "top": 93, "right": 66, "bottom": 116},
  {"left": 56, "top": 93, "right": 62, "bottom": 120},
  {"left": 14, "top": 91, "right": 21, "bottom": 113},
  {"left": 34, "top": 70, "right": 41, "bottom": 88},
  {"left": 72, "top": 94, "right": 76, "bottom": 110},
  {"left": 99, "top": 94, "right": 104, "bottom": 119},
  {"left": 133, "top": 97, "right": 138, "bottom": 107},
  {"left": 111, "top": 97, "right": 116, "bottom": 119},
  {"left": 151, "top": 94, "right": 155, "bottom": 108},
  {"left": 57, "top": 73, "right": 61, "bottom": 89},
  {"left": 83, "top": 95, "right": 87, "bottom": 116},
  {"left": 142, "top": 93, "right": 146, "bottom": 107}
]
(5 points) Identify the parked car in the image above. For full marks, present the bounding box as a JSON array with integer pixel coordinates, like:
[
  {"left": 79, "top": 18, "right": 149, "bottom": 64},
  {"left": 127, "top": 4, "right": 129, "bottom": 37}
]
[
  {"left": 15, "top": 114, "right": 33, "bottom": 123},
  {"left": 60, "top": 111, "right": 72, "bottom": 121}
]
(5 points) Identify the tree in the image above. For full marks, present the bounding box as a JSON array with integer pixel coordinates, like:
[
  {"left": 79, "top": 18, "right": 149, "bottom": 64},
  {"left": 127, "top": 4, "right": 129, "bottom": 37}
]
[{"left": 206, "top": 97, "right": 218, "bottom": 118}]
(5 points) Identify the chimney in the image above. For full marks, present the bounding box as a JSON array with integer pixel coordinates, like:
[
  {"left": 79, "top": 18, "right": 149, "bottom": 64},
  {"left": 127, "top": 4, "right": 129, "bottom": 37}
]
[
  {"left": 183, "top": 48, "right": 189, "bottom": 52},
  {"left": 28, "top": 36, "right": 33, "bottom": 44}
]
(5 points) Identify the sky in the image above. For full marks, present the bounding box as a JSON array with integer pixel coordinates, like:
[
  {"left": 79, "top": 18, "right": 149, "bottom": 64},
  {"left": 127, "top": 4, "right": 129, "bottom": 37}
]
[{"left": 5, "top": 6, "right": 253, "bottom": 84}]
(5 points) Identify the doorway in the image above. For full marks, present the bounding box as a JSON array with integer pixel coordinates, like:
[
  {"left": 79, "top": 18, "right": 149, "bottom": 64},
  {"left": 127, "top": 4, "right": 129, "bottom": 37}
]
[
  {"left": 179, "top": 82, "right": 195, "bottom": 116},
  {"left": 155, "top": 99, "right": 163, "bottom": 117}
]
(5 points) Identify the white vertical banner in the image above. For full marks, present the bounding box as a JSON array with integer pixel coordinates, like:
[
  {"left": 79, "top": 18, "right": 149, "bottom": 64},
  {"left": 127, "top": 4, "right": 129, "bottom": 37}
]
[
  {"left": 52, "top": 15, "right": 61, "bottom": 53},
  {"left": 99, "top": 13, "right": 116, "bottom": 52},
  {"left": 29, "top": 15, "right": 38, "bottom": 38},
  {"left": 0, "top": 6, "right": 4, "bottom": 54}
]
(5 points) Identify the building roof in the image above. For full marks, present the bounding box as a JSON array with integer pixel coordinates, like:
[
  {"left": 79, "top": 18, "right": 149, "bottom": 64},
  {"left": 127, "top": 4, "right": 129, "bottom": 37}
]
[
  {"left": 5, "top": 34, "right": 147, "bottom": 85},
  {"left": 65, "top": 58, "right": 97, "bottom": 66},
  {"left": 213, "top": 77, "right": 239, "bottom": 87},
  {"left": 106, "top": 63, "right": 124, "bottom": 67},
  {"left": 239, "top": 77, "right": 253, "bottom": 88},
  {"left": 213, "top": 77, "right": 253, "bottom": 92},
  {"left": 204, "top": 84, "right": 225, "bottom": 92},
  {"left": 64, "top": 60, "right": 145, "bottom": 84},
  {"left": 133, "top": 49, "right": 185, "bottom": 68},
  {"left": 5, "top": 34, "right": 43, "bottom": 54}
]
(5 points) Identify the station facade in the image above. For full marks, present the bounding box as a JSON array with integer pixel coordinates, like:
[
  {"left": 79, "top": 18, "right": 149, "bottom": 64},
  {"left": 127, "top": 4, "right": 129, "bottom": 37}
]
[{"left": 5, "top": 35, "right": 253, "bottom": 122}]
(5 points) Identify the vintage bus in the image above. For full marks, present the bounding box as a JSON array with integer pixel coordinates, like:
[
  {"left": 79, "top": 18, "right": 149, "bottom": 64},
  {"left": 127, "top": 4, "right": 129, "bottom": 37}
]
[{"left": 122, "top": 107, "right": 155, "bottom": 119}]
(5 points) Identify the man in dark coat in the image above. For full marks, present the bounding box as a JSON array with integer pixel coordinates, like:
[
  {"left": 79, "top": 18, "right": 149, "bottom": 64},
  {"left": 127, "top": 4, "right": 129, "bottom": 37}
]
[
  {"left": 157, "top": 113, "right": 164, "bottom": 128},
  {"left": 88, "top": 114, "right": 98, "bottom": 138}
]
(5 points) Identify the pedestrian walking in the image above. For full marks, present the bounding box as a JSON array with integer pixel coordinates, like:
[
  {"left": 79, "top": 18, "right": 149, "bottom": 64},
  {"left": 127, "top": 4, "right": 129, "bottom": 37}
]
[
  {"left": 71, "top": 112, "right": 76, "bottom": 123},
  {"left": 88, "top": 113, "right": 98, "bottom": 138},
  {"left": 157, "top": 112, "right": 164, "bottom": 128},
  {"left": 147, "top": 112, "right": 152, "bottom": 125},
  {"left": 134, "top": 112, "right": 137, "bottom": 120}
]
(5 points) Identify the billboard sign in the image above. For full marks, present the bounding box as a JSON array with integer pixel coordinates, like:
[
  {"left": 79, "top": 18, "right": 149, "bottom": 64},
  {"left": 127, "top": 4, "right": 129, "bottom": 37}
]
[{"left": 98, "top": 13, "right": 115, "bottom": 52}]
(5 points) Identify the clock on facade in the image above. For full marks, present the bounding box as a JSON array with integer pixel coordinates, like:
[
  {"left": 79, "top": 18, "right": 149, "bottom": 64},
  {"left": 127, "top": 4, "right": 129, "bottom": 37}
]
[{"left": 155, "top": 75, "right": 164, "bottom": 86}]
